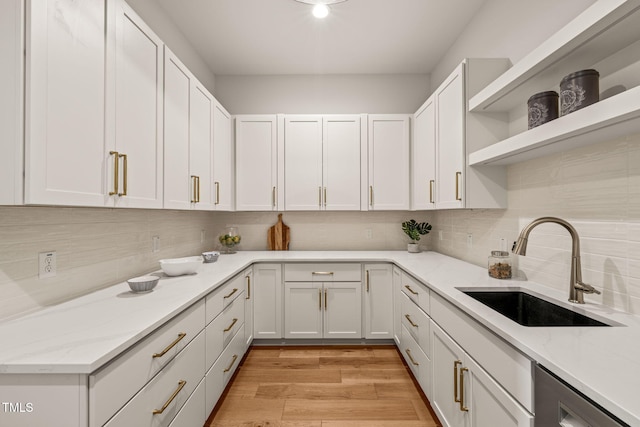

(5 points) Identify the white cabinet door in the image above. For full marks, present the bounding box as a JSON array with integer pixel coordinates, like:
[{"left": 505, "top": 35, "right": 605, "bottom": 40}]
[
  {"left": 323, "top": 115, "right": 362, "bottom": 210},
  {"left": 431, "top": 322, "right": 466, "bottom": 427},
  {"left": 253, "top": 264, "right": 283, "bottom": 339},
  {"left": 213, "top": 100, "right": 233, "bottom": 211},
  {"left": 284, "top": 282, "right": 323, "bottom": 339},
  {"left": 324, "top": 282, "right": 362, "bottom": 339},
  {"left": 163, "top": 49, "right": 191, "bottom": 210},
  {"left": 243, "top": 267, "right": 254, "bottom": 349},
  {"left": 412, "top": 97, "right": 436, "bottom": 210},
  {"left": 363, "top": 264, "right": 393, "bottom": 339},
  {"left": 109, "top": 0, "right": 163, "bottom": 209},
  {"left": 235, "top": 115, "right": 278, "bottom": 211},
  {"left": 367, "top": 115, "right": 410, "bottom": 210},
  {"left": 25, "top": 0, "right": 107, "bottom": 206},
  {"left": 0, "top": 0, "right": 23, "bottom": 205},
  {"left": 392, "top": 266, "right": 402, "bottom": 345},
  {"left": 189, "top": 82, "right": 215, "bottom": 210},
  {"left": 435, "top": 63, "right": 465, "bottom": 209},
  {"left": 284, "top": 116, "right": 323, "bottom": 210}
]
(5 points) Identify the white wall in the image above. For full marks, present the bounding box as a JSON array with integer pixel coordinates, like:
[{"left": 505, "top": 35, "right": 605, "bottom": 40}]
[
  {"left": 126, "top": 0, "right": 216, "bottom": 92},
  {"left": 214, "top": 74, "right": 430, "bottom": 114}
]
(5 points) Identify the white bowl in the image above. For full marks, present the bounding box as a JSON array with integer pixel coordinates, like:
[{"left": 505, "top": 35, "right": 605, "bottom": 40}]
[
  {"left": 202, "top": 251, "right": 220, "bottom": 263},
  {"left": 127, "top": 275, "right": 159, "bottom": 293},
  {"left": 159, "top": 256, "right": 203, "bottom": 276}
]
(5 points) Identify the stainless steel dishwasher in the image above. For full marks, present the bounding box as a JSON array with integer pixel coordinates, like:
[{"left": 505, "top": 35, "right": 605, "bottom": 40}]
[{"left": 535, "top": 364, "right": 629, "bottom": 426}]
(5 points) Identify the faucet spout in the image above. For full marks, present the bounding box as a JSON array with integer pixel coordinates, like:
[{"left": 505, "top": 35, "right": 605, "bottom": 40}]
[{"left": 512, "top": 217, "right": 596, "bottom": 304}]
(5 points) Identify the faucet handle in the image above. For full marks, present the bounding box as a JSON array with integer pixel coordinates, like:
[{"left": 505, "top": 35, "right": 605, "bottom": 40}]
[{"left": 575, "top": 281, "right": 601, "bottom": 295}]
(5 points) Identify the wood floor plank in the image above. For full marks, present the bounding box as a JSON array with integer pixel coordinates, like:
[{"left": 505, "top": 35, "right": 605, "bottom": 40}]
[
  {"left": 318, "top": 356, "right": 401, "bottom": 369},
  {"left": 321, "top": 421, "right": 440, "bottom": 427},
  {"left": 244, "top": 357, "right": 321, "bottom": 369},
  {"left": 340, "top": 368, "right": 414, "bottom": 384},
  {"left": 374, "top": 382, "right": 424, "bottom": 400},
  {"left": 235, "top": 368, "right": 342, "bottom": 384},
  {"left": 210, "top": 421, "right": 321, "bottom": 427},
  {"left": 213, "top": 398, "right": 286, "bottom": 421},
  {"left": 256, "top": 383, "right": 376, "bottom": 400},
  {"left": 282, "top": 399, "right": 418, "bottom": 421}
]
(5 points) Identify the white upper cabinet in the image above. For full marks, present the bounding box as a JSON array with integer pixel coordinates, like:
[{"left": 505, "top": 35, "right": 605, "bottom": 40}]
[
  {"left": 367, "top": 115, "right": 410, "bottom": 210},
  {"left": 24, "top": 0, "right": 108, "bottom": 206},
  {"left": 108, "top": 0, "right": 164, "bottom": 208},
  {"left": 283, "top": 115, "right": 362, "bottom": 211},
  {"left": 213, "top": 101, "right": 233, "bottom": 211},
  {"left": 189, "top": 82, "right": 215, "bottom": 211},
  {"left": 412, "top": 97, "right": 436, "bottom": 210},
  {"left": 235, "top": 115, "right": 279, "bottom": 211},
  {"left": 469, "top": 1, "right": 640, "bottom": 166}
]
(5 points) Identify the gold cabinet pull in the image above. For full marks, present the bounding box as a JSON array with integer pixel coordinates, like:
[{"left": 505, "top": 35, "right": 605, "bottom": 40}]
[
  {"left": 369, "top": 186, "right": 373, "bottom": 206},
  {"left": 365, "top": 270, "right": 370, "bottom": 292},
  {"left": 459, "top": 367, "right": 469, "bottom": 412},
  {"left": 324, "top": 187, "right": 327, "bottom": 207},
  {"left": 324, "top": 288, "right": 328, "bottom": 311},
  {"left": 224, "top": 354, "right": 238, "bottom": 373},
  {"left": 405, "top": 348, "right": 419, "bottom": 366},
  {"left": 272, "top": 187, "right": 276, "bottom": 207},
  {"left": 312, "top": 271, "right": 334, "bottom": 276},
  {"left": 109, "top": 151, "right": 119, "bottom": 195},
  {"left": 215, "top": 181, "right": 220, "bottom": 205},
  {"left": 190, "top": 176, "right": 198, "bottom": 203},
  {"left": 454, "top": 360, "right": 462, "bottom": 403},
  {"left": 404, "top": 285, "right": 419, "bottom": 295},
  {"left": 223, "top": 288, "right": 238, "bottom": 299},
  {"left": 118, "top": 153, "right": 128, "bottom": 196},
  {"left": 152, "top": 332, "right": 187, "bottom": 358},
  {"left": 196, "top": 176, "right": 200, "bottom": 202},
  {"left": 404, "top": 314, "right": 418, "bottom": 328},
  {"left": 246, "top": 276, "right": 251, "bottom": 300},
  {"left": 319, "top": 288, "right": 322, "bottom": 310},
  {"left": 429, "top": 179, "right": 435, "bottom": 204},
  {"left": 455, "top": 171, "right": 462, "bottom": 201},
  {"left": 318, "top": 186, "right": 322, "bottom": 206},
  {"left": 223, "top": 318, "right": 238, "bottom": 332},
  {"left": 152, "top": 380, "right": 186, "bottom": 414}
]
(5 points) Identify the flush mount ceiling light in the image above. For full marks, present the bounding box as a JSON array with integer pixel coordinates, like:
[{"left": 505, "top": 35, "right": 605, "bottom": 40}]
[{"left": 294, "top": 0, "right": 349, "bottom": 18}]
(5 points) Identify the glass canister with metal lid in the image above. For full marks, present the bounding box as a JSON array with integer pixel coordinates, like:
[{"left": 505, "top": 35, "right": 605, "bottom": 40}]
[{"left": 488, "top": 250, "right": 512, "bottom": 279}]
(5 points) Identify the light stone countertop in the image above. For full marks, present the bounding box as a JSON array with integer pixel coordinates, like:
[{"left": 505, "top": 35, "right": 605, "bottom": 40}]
[{"left": 1, "top": 251, "right": 639, "bottom": 425}]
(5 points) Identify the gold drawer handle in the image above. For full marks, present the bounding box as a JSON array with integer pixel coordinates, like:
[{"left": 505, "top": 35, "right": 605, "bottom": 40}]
[
  {"left": 455, "top": 171, "right": 462, "bottom": 201},
  {"left": 369, "top": 186, "right": 373, "bottom": 206},
  {"left": 312, "top": 271, "right": 334, "bottom": 275},
  {"left": 318, "top": 288, "right": 322, "bottom": 310},
  {"left": 454, "top": 360, "right": 462, "bottom": 403},
  {"left": 246, "top": 276, "right": 251, "bottom": 300},
  {"left": 224, "top": 318, "right": 238, "bottom": 332},
  {"left": 324, "top": 289, "right": 328, "bottom": 311},
  {"left": 459, "top": 367, "right": 469, "bottom": 412},
  {"left": 224, "top": 288, "right": 238, "bottom": 299},
  {"left": 152, "top": 333, "right": 186, "bottom": 358},
  {"left": 404, "top": 314, "right": 418, "bottom": 328},
  {"left": 152, "top": 380, "right": 186, "bottom": 415},
  {"left": 429, "top": 179, "right": 435, "bottom": 204},
  {"left": 109, "top": 151, "right": 119, "bottom": 195},
  {"left": 215, "top": 181, "right": 220, "bottom": 205},
  {"left": 404, "top": 285, "right": 419, "bottom": 295},
  {"left": 224, "top": 354, "right": 238, "bottom": 373},
  {"left": 366, "top": 270, "right": 370, "bottom": 292},
  {"left": 118, "top": 153, "right": 128, "bottom": 196},
  {"left": 272, "top": 186, "right": 276, "bottom": 207},
  {"left": 405, "top": 349, "right": 419, "bottom": 366}
]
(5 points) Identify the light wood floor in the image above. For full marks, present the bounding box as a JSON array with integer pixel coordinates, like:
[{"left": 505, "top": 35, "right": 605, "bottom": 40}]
[{"left": 206, "top": 345, "right": 442, "bottom": 427}]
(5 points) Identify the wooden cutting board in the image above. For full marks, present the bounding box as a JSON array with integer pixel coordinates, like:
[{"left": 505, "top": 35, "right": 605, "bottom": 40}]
[{"left": 267, "top": 213, "right": 290, "bottom": 250}]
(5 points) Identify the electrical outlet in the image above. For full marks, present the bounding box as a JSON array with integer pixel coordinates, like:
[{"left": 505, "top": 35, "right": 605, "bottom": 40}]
[
  {"left": 500, "top": 238, "right": 507, "bottom": 251},
  {"left": 38, "top": 251, "right": 57, "bottom": 279},
  {"left": 467, "top": 233, "right": 473, "bottom": 249},
  {"left": 365, "top": 228, "right": 372, "bottom": 239},
  {"left": 152, "top": 235, "right": 160, "bottom": 253}
]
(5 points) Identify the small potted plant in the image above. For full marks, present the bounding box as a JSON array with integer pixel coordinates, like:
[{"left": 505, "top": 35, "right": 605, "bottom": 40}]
[{"left": 402, "top": 219, "right": 432, "bottom": 253}]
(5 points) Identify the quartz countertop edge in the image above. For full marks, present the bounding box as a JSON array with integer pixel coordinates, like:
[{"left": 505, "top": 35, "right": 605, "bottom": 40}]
[{"left": 0, "top": 250, "right": 639, "bottom": 425}]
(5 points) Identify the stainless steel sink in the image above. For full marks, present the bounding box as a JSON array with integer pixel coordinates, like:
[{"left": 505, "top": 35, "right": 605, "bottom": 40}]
[{"left": 458, "top": 288, "right": 612, "bottom": 327}]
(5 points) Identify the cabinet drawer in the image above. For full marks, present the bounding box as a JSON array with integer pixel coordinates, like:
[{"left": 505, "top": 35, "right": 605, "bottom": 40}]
[
  {"left": 431, "top": 292, "right": 534, "bottom": 412},
  {"left": 205, "top": 324, "right": 245, "bottom": 413},
  {"left": 104, "top": 330, "right": 206, "bottom": 427},
  {"left": 168, "top": 378, "right": 206, "bottom": 427},
  {"left": 90, "top": 300, "right": 205, "bottom": 427},
  {"left": 401, "top": 273, "right": 430, "bottom": 314},
  {"left": 400, "top": 292, "right": 431, "bottom": 358},
  {"left": 206, "top": 294, "right": 245, "bottom": 369},
  {"left": 284, "top": 263, "right": 361, "bottom": 282},
  {"left": 400, "top": 324, "right": 432, "bottom": 399},
  {"left": 206, "top": 274, "right": 245, "bottom": 324}
]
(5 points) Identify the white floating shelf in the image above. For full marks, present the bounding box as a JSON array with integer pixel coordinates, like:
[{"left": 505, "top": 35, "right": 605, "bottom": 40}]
[
  {"left": 469, "top": 85, "right": 640, "bottom": 166},
  {"left": 469, "top": 0, "right": 640, "bottom": 113}
]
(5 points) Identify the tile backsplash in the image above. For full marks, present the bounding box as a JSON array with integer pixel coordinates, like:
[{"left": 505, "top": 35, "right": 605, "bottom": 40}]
[{"left": 2, "top": 132, "right": 639, "bottom": 320}]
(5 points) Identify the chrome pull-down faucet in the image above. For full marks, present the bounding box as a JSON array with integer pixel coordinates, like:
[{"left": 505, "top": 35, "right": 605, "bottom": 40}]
[{"left": 512, "top": 217, "right": 601, "bottom": 304}]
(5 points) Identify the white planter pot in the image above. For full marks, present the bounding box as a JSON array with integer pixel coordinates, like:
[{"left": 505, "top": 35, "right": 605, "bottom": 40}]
[{"left": 407, "top": 242, "right": 420, "bottom": 253}]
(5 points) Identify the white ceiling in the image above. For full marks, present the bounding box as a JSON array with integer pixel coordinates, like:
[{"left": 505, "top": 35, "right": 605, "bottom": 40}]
[{"left": 157, "top": 0, "right": 486, "bottom": 76}]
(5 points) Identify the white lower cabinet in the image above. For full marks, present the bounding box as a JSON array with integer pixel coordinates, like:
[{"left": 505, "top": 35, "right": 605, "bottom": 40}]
[
  {"left": 205, "top": 325, "right": 245, "bottom": 412},
  {"left": 168, "top": 378, "right": 205, "bottom": 427},
  {"left": 253, "top": 264, "right": 283, "bottom": 339},
  {"left": 400, "top": 324, "right": 432, "bottom": 398},
  {"left": 243, "top": 267, "right": 254, "bottom": 349},
  {"left": 392, "top": 266, "right": 402, "bottom": 345},
  {"left": 363, "top": 264, "right": 393, "bottom": 339},
  {"left": 431, "top": 322, "right": 533, "bottom": 427}
]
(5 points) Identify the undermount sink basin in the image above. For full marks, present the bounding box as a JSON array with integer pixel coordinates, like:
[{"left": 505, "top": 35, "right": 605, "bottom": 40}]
[{"left": 459, "top": 289, "right": 611, "bottom": 327}]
